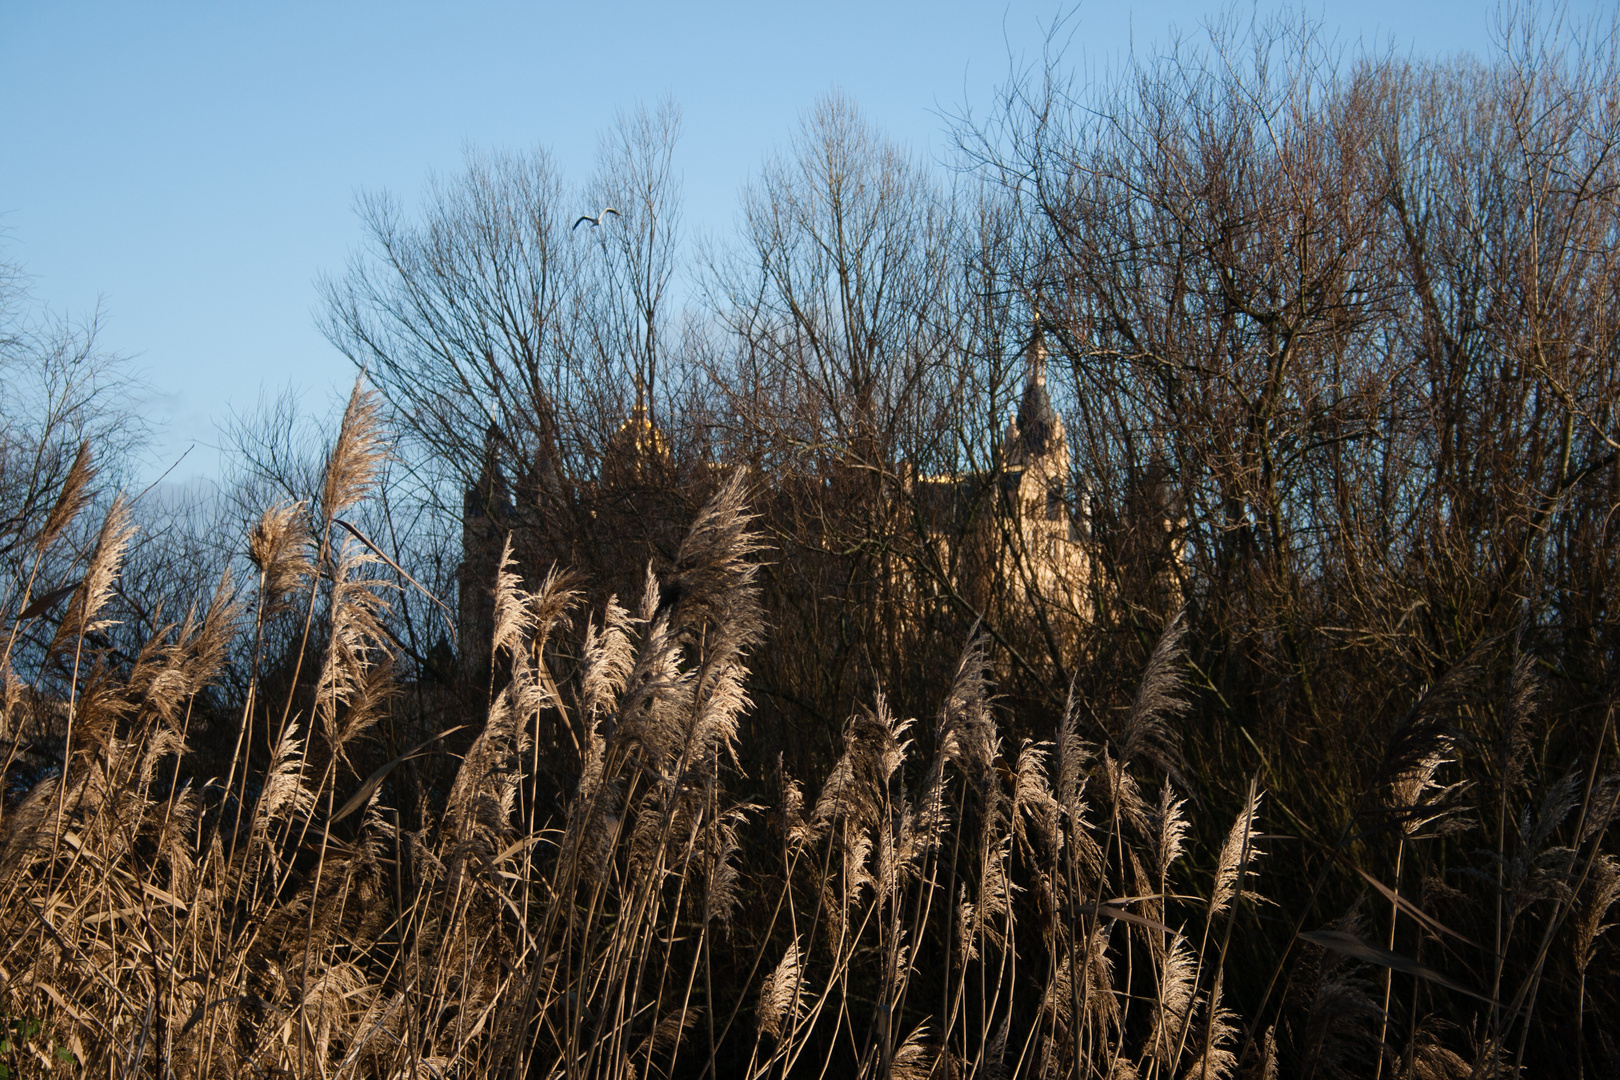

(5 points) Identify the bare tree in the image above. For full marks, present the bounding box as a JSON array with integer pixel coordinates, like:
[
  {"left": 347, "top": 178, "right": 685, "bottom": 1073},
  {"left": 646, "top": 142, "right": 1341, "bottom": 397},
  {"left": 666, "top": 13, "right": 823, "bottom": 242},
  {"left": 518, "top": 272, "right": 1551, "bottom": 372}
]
[
  {"left": 700, "top": 92, "right": 1096, "bottom": 745},
  {"left": 319, "top": 143, "right": 588, "bottom": 491},
  {"left": 0, "top": 249, "right": 148, "bottom": 674},
  {"left": 969, "top": 7, "right": 1620, "bottom": 1069},
  {"left": 583, "top": 97, "right": 685, "bottom": 428},
  {"left": 0, "top": 258, "right": 145, "bottom": 572},
  {"left": 320, "top": 105, "right": 696, "bottom": 637}
]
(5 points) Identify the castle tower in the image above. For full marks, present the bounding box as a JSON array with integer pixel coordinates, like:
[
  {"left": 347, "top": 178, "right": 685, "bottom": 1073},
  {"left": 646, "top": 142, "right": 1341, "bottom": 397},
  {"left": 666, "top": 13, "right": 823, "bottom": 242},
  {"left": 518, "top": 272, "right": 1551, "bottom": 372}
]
[
  {"left": 1001, "top": 319, "right": 1071, "bottom": 523},
  {"left": 458, "top": 423, "right": 512, "bottom": 681},
  {"left": 994, "top": 319, "right": 1091, "bottom": 644}
]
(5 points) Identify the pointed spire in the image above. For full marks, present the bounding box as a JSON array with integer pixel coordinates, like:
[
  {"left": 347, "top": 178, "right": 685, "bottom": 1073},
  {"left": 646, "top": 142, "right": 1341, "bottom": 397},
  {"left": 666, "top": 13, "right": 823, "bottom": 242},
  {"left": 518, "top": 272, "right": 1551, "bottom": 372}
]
[
  {"left": 468, "top": 421, "right": 510, "bottom": 518},
  {"left": 1013, "top": 313, "right": 1058, "bottom": 460},
  {"left": 479, "top": 421, "right": 501, "bottom": 479},
  {"left": 1027, "top": 310, "right": 1047, "bottom": 389}
]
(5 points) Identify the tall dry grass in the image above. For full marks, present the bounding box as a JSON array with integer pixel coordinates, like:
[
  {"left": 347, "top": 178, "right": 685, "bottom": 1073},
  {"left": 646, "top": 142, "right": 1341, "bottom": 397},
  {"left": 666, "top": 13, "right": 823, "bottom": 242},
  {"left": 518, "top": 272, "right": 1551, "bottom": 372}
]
[{"left": 0, "top": 387, "right": 1615, "bottom": 1078}]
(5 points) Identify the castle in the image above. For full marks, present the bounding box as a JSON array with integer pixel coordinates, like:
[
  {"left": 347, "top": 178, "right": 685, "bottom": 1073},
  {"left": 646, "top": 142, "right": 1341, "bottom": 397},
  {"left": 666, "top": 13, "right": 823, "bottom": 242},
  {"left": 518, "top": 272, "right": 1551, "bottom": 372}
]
[
  {"left": 457, "top": 323, "right": 1099, "bottom": 677},
  {"left": 906, "top": 324, "right": 1095, "bottom": 662}
]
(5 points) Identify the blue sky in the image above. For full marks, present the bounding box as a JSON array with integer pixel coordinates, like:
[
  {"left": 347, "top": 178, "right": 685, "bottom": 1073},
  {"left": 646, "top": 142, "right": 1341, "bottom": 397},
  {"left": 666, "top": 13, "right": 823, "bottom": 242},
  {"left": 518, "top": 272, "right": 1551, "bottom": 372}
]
[{"left": 1, "top": 1, "right": 1595, "bottom": 485}]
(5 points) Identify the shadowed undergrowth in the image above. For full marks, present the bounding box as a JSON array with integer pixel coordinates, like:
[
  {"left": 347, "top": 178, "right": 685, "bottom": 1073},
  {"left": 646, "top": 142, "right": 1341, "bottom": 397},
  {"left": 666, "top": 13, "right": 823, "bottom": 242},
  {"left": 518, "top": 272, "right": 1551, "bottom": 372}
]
[{"left": 0, "top": 386, "right": 1616, "bottom": 1079}]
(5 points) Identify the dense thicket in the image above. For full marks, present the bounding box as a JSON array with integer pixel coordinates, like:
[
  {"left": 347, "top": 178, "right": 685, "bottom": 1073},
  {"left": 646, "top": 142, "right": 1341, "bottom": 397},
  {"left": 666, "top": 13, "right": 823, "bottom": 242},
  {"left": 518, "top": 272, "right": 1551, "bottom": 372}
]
[{"left": 2, "top": 10, "right": 1618, "bottom": 1078}]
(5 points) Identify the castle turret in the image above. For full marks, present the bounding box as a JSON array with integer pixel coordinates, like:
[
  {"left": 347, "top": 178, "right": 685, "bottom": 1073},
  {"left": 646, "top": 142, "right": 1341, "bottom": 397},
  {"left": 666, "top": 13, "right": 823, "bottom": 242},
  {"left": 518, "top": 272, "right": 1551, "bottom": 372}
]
[
  {"left": 1001, "top": 320, "right": 1070, "bottom": 522},
  {"left": 985, "top": 318, "right": 1092, "bottom": 660},
  {"left": 459, "top": 423, "right": 511, "bottom": 681}
]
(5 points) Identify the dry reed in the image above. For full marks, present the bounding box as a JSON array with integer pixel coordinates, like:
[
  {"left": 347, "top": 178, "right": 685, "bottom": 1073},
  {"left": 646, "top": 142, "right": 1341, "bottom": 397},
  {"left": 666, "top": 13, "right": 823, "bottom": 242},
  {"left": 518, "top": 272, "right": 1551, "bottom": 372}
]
[{"left": 0, "top": 400, "right": 1613, "bottom": 1080}]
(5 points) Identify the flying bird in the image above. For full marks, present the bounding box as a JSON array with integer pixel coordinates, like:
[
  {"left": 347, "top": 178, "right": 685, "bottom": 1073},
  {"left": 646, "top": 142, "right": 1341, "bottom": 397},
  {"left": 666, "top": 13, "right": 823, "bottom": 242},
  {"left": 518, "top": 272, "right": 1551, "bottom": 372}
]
[{"left": 572, "top": 207, "right": 621, "bottom": 230}]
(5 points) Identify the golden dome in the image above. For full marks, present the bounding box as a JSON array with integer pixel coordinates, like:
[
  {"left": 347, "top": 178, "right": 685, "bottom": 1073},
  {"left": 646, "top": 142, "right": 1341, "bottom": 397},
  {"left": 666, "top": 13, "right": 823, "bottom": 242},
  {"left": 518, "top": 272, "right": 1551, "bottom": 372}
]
[{"left": 604, "top": 401, "right": 670, "bottom": 477}]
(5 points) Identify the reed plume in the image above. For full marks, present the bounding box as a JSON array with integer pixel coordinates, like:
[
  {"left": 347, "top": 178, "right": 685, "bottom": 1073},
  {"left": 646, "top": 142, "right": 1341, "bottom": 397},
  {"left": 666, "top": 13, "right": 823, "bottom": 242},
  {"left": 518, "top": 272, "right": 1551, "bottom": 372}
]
[
  {"left": 0, "top": 370, "right": 1611, "bottom": 1080},
  {"left": 758, "top": 938, "right": 808, "bottom": 1041},
  {"left": 248, "top": 499, "right": 314, "bottom": 615},
  {"left": 321, "top": 379, "right": 389, "bottom": 525},
  {"left": 1116, "top": 609, "right": 1187, "bottom": 778},
  {"left": 49, "top": 493, "right": 135, "bottom": 655}
]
